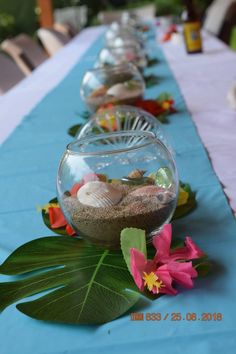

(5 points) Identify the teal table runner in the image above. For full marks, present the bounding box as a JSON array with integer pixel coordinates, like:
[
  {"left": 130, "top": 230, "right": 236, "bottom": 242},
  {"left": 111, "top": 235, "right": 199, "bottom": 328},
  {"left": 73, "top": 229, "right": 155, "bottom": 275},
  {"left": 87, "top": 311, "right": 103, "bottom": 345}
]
[{"left": 0, "top": 30, "right": 236, "bottom": 354}]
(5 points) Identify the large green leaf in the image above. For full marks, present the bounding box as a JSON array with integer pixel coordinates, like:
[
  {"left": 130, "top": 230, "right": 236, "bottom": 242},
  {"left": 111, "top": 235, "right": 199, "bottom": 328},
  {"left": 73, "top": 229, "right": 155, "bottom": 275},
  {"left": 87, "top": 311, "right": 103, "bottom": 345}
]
[{"left": 0, "top": 237, "right": 140, "bottom": 324}]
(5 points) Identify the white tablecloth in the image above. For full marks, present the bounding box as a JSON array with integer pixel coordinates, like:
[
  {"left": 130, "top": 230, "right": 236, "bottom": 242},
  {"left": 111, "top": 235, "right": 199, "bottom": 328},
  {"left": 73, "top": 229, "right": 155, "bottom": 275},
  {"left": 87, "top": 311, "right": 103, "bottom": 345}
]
[
  {"left": 0, "top": 25, "right": 235, "bottom": 215},
  {"left": 160, "top": 32, "right": 236, "bottom": 215}
]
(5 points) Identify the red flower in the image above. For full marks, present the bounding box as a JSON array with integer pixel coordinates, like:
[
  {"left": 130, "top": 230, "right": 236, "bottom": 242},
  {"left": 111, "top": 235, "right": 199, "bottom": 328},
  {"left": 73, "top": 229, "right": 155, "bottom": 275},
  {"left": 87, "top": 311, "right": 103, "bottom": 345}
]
[
  {"left": 135, "top": 99, "right": 165, "bottom": 116},
  {"left": 48, "top": 207, "right": 76, "bottom": 236}
]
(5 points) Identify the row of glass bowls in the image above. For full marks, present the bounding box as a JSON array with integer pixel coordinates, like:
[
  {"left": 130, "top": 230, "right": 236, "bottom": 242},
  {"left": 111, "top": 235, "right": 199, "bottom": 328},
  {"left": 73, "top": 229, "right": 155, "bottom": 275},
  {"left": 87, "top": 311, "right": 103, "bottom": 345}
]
[{"left": 57, "top": 18, "right": 179, "bottom": 249}]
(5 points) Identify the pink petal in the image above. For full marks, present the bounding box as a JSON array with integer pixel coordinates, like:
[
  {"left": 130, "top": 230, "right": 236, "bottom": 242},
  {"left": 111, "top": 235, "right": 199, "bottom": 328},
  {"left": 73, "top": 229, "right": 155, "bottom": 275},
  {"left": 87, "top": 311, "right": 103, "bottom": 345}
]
[
  {"left": 130, "top": 248, "right": 147, "bottom": 291},
  {"left": 170, "top": 237, "right": 205, "bottom": 261},
  {"left": 166, "top": 262, "right": 198, "bottom": 289},
  {"left": 82, "top": 173, "right": 100, "bottom": 184},
  {"left": 70, "top": 183, "right": 82, "bottom": 197},
  {"left": 153, "top": 224, "right": 172, "bottom": 263},
  {"left": 155, "top": 265, "right": 177, "bottom": 295},
  {"left": 130, "top": 248, "right": 155, "bottom": 291}
]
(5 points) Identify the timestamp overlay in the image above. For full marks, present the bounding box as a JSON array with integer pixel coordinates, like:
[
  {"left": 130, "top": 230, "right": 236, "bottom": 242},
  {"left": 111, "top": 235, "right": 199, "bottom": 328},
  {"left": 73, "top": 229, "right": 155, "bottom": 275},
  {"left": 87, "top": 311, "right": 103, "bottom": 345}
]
[{"left": 130, "top": 312, "right": 223, "bottom": 322}]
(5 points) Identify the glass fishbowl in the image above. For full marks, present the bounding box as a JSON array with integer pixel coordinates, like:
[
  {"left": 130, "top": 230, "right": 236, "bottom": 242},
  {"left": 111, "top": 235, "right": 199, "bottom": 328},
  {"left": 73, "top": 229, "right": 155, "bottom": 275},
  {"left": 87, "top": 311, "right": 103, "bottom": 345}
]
[
  {"left": 57, "top": 131, "right": 179, "bottom": 249},
  {"left": 80, "top": 63, "right": 145, "bottom": 112}
]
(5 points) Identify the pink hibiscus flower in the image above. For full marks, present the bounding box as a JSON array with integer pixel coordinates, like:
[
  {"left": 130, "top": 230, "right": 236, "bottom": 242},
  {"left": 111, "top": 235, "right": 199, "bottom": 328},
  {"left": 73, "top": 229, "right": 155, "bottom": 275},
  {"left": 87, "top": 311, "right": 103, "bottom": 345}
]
[{"left": 130, "top": 224, "right": 204, "bottom": 295}]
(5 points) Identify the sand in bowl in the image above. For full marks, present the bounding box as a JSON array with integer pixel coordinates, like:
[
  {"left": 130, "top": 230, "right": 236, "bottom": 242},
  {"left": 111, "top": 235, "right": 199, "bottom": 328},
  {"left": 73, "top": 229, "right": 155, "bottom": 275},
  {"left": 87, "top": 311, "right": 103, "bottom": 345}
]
[{"left": 63, "top": 181, "right": 175, "bottom": 249}]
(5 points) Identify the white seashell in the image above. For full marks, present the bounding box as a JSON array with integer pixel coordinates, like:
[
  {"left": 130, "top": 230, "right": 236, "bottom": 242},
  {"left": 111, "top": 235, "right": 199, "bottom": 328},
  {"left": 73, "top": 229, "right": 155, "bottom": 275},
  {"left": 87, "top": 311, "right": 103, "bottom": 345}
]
[
  {"left": 77, "top": 181, "right": 123, "bottom": 208},
  {"left": 106, "top": 82, "right": 142, "bottom": 100}
]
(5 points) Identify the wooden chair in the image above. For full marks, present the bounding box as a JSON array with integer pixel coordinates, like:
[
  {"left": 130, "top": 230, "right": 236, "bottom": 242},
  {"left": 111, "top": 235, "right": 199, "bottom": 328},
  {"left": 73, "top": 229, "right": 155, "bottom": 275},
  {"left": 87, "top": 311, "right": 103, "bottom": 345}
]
[
  {"left": 1, "top": 34, "right": 47, "bottom": 76},
  {"left": 0, "top": 52, "right": 25, "bottom": 94},
  {"left": 37, "top": 28, "right": 70, "bottom": 56},
  {"left": 53, "top": 22, "right": 77, "bottom": 38}
]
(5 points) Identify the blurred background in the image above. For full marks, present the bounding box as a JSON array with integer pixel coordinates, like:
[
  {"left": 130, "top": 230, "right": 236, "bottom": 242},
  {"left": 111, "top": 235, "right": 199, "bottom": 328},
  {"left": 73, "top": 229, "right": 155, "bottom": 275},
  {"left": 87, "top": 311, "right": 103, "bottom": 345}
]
[{"left": 0, "top": 0, "right": 213, "bottom": 42}]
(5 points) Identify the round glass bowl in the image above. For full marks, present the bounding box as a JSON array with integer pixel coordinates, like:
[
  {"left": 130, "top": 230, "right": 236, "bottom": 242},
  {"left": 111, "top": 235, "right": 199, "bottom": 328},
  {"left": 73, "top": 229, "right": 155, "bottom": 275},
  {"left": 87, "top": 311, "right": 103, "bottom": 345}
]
[
  {"left": 76, "top": 105, "right": 169, "bottom": 148},
  {"left": 97, "top": 46, "right": 147, "bottom": 70},
  {"left": 80, "top": 63, "right": 145, "bottom": 112},
  {"left": 57, "top": 131, "right": 179, "bottom": 249},
  {"left": 105, "top": 24, "right": 144, "bottom": 49}
]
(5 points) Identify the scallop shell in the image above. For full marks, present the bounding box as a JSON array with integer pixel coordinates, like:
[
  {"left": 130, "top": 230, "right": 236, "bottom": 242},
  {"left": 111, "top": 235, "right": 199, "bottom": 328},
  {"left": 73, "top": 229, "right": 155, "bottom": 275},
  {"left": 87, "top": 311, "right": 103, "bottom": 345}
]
[
  {"left": 106, "top": 82, "right": 142, "bottom": 99},
  {"left": 77, "top": 181, "right": 123, "bottom": 208}
]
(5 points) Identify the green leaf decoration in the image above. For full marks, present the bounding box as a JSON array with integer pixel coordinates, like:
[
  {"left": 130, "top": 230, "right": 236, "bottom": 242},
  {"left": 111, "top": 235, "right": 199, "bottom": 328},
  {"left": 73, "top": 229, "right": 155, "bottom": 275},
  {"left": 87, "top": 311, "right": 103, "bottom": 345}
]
[
  {"left": 68, "top": 124, "right": 82, "bottom": 138},
  {"left": 0, "top": 237, "right": 140, "bottom": 324},
  {"left": 147, "top": 57, "right": 159, "bottom": 67},
  {"left": 193, "top": 258, "right": 212, "bottom": 277},
  {"left": 173, "top": 182, "right": 197, "bottom": 219},
  {"left": 157, "top": 92, "right": 173, "bottom": 103},
  {"left": 144, "top": 74, "right": 159, "bottom": 88},
  {"left": 120, "top": 228, "right": 147, "bottom": 273},
  {"left": 156, "top": 167, "right": 173, "bottom": 189},
  {"left": 41, "top": 198, "right": 68, "bottom": 236}
]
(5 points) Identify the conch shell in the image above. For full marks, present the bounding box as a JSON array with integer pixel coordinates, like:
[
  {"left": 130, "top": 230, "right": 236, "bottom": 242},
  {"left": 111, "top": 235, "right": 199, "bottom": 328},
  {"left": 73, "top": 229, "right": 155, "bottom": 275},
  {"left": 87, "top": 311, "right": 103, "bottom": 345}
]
[{"left": 77, "top": 181, "right": 123, "bottom": 208}]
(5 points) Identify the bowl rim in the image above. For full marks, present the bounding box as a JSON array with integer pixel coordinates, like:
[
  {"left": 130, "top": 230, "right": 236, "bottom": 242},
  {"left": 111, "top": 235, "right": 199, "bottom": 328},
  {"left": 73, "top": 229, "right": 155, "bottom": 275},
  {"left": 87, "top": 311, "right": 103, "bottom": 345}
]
[{"left": 66, "top": 130, "right": 170, "bottom": 156}]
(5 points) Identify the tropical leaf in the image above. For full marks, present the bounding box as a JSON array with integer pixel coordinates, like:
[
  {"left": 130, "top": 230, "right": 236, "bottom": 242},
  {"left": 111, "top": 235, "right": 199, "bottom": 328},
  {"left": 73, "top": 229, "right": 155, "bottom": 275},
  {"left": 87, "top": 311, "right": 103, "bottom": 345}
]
[
  {"left": 144, "top": 74, "right": 159, "bottom": 88},
  {"left": 157, "top": 92, "right": 173, "bottom": 103},
  {"left": 147, "top": 57, "right": 159, "bottom": 67},
  {"left": 195, "top": 261, "right": 212, "bottom": 277},
  {"left": 173, "top": 182, "right": 197, "bottom": 219},
  {"left": 0, "top": 237, "right": 140, "bottom": 324},
  {"left": 120, "top": 228, "right": 147, "bottom": 273},
  {"left": 68, "top": 124, "right": 82, "bottom": 138},
  {"left": 42, "top": 197, "right": 68, "bottom": 236}
]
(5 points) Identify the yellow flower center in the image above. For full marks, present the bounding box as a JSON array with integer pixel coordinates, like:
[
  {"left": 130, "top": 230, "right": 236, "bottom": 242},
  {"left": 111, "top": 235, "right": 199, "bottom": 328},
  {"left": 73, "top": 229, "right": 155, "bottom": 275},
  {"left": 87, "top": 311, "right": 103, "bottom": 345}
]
[
  {"left": 142, "top": 272, "right": 164, "bottom": 292},
  {"left": 38, "top": 203, "right": 60, "bottom": 213},
  {"left": 162, "top": 101, "right": 171, "bottom": 110}
]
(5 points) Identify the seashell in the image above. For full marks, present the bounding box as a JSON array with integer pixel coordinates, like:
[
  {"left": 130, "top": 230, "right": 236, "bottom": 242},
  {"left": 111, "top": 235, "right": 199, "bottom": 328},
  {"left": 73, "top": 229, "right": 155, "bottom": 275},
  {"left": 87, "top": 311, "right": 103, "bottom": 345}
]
[
  {"left": 129, "top": 185, "right": 160, "bottom": 198},
  {"left": 106, "top": 82, "right": 142, "bottom": 100},
  {"left": 127, "top": 169, "right": 146, "bottom": 179},
  {"left": 77, "top": 181, "right": 123, "bottom": 208}
]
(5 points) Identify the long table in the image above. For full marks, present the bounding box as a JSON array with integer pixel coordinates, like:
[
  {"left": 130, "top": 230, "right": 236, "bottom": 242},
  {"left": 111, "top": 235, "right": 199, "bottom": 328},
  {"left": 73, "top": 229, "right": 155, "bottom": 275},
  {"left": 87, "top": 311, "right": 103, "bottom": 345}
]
[
  {"left": 0, "top": 25, "right": 236, "bottom": 354},
  {"left": 1, "top": 26, "right": 236, "bottom": 215}
]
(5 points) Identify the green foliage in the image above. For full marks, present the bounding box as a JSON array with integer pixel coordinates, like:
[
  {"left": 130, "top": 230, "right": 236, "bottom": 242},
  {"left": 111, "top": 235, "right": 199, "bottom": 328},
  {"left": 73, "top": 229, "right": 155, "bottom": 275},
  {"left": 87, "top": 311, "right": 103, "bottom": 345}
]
[
  {"left": 121, "top": 228, "right": 147, "bottom": 273},
  {"left": 0, "top": 12, "right": 15, "bottom": 42},
  {"left": 0, "top": 236, "right": 140, "bottom": 324}
]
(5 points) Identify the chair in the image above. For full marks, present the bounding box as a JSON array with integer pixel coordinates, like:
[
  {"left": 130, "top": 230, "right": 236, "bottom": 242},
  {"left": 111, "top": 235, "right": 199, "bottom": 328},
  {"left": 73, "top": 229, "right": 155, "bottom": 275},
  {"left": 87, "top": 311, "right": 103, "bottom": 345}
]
[
  {"left": 37, "top": 28, "right": 70, "bottom": 56},
  {"left": 54, "top": 6, "right": 88, "bottom": 31},
  {"left": 53, "top": 22, "right": 77, "bottom": 38},
  {"left": 0, "top": 52, "right": 25, "bottom": 94},
  {"left": 203, "top": 0, "right": 235, "bottom": 36},
  {"left": 98, "top": 4, "right": 156, "bottom": 24},
  {"left": 1, "top": 34, "right": 47, "bottom": 76},
  {"left": 218, "top": 2, "right": 236, "bottom": 44}
]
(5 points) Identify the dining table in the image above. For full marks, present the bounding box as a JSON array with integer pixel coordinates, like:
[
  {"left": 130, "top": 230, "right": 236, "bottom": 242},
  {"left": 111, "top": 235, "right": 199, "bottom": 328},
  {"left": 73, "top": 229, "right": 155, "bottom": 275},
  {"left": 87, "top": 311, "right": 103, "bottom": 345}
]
[{"left": 0, "top": 21, "right": 236, "bottom": 354}]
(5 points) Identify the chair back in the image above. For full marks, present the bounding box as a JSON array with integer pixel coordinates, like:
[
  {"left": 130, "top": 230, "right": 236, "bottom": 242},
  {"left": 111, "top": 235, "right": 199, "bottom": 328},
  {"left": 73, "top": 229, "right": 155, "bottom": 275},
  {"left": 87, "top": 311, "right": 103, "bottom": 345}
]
[
  {"left": 0, "top": 52, "right": 25, "bottom": 94},
  {"left": 37, "top": 28, "right": 70, "bottom": 56}
]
